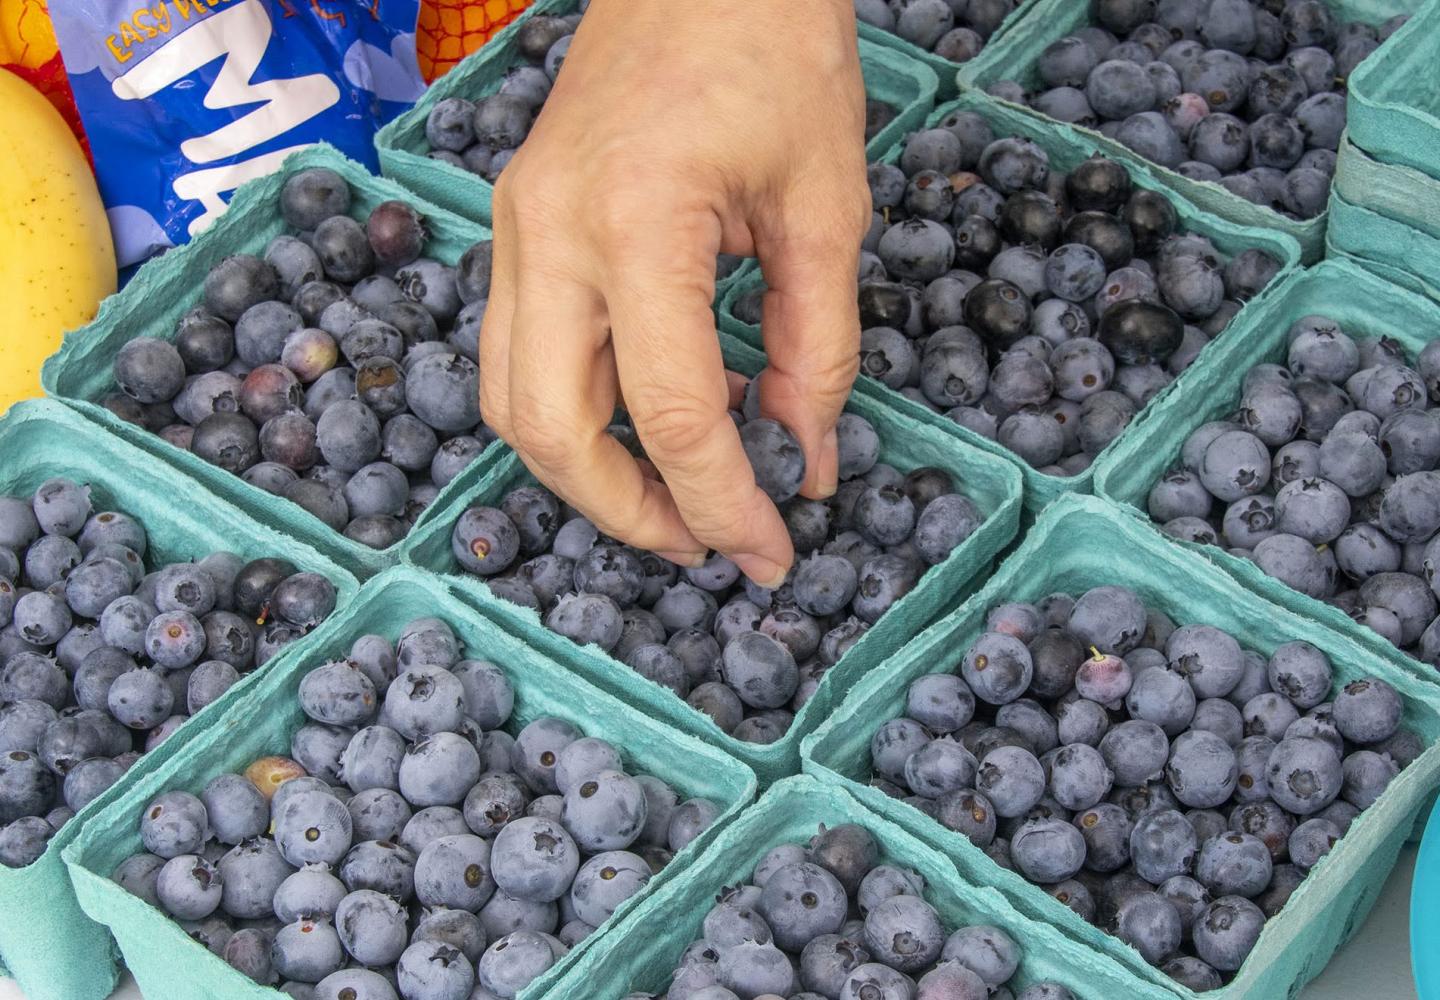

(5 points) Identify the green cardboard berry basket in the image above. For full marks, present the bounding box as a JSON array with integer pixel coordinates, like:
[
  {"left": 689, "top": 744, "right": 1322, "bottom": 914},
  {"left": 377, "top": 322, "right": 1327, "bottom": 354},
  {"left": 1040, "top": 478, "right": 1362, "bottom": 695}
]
[
  {"left": 542, "top": 774, "right": 1162, "bottom": 999},
  {"left": 856, "top": 0, "right": 1042, "bottom": 100},
  {"left": 61, "top": 565, "right": 757, "bottom": 1000},
  {"left": 801, "top": 493, "right": 1440, "bottom": 999},
  {"left": 40, "top": 144, "right": 504, "bottom": 582},
  {"left": 955, "top": 0, "right": 1427, "bottom": 264},
  {"left": 1332, "top": 133, "right": 1440, "bottom": 242},
  {"left": 1325, "top": 189, "right": 1440, "bottom": 305},
  {"left": 717, "top": 90, "right": 1302, "bottom": 520},
  {"left": 1093, "top": 258, "right": 1440, "bottom": 682},
  {"left": 0, "top": 398, "right": 359, "bottom": 1000},
  {"left": 399, "top": 332, "right": 1023, "bottom": 787},
  {"left": 374, "top": 0, "right": 941, "bottom": 228},
  {"left": 1345, "top": 0, "right": 1440, "bottom": 181}
]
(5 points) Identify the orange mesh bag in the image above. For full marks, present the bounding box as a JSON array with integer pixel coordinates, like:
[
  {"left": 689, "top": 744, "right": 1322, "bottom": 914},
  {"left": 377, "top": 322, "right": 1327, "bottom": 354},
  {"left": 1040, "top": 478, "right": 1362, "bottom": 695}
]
[
  {"left": 416, "top": 0, "right": 531, "bottom": 81},
  {"left": 0, "top": 0, "right": 86, "bottom": 153}
]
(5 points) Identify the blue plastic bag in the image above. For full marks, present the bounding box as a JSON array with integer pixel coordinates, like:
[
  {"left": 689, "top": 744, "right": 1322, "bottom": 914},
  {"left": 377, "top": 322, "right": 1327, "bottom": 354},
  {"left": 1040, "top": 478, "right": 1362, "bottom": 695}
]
[{"left": 50, "top": 0, "right": 425, "bottom": 267}]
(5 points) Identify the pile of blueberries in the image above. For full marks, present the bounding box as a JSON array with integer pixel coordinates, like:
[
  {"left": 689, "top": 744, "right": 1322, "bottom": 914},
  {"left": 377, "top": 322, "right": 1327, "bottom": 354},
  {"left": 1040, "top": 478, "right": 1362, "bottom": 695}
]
[
  {"left": 103, "top": 168, "right": 495, "bottom": 550},
  {"left": 421, "top": 10, "right": 576, "bottom": 185},
  {"left": 449, "top": 408, "right": 986, "bottom": 744},
  {"left": 854, "top": 0, "right": 1021, "bottom": 62},
  {"left": 868, "top": 585, "right": 1417, "bottom": 988},
  {"left": 0, "top": 476, "right": 338, "bottom": 869},
  {"left": 111, "top": 615, "right": 718, "bottom": 1000},
  {"left": 1000, "top": 0, "right": 1410, "bottom": 219},
  {"left": 623, "top": 822, "right": 1076, "bottom": 1000},
  {"left": 733, "top": 132, "right": 1281, "bottom": 475},
  {"left": 1149, "top": 316, "right": 1440, "bottom": 665}
]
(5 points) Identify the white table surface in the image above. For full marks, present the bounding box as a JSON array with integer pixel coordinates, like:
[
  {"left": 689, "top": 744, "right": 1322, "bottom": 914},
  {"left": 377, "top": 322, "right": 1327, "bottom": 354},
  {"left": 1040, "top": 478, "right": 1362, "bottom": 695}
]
[{"left": 0, "top": 845, "right": 1419, "bottom": 1000}]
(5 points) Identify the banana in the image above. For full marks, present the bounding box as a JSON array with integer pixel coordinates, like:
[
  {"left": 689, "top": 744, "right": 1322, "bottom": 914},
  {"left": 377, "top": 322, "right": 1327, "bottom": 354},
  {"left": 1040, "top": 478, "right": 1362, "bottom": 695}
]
[{"left": 0, "top": 65, "right": 115, "bottom": 412}]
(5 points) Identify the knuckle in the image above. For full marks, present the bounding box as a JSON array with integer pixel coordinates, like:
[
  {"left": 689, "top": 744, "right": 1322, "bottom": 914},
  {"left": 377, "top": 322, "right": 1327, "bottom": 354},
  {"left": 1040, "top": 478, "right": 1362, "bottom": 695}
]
[
  {"left": 509, "top": 407, "right": 573, "bottom": 469},
  {"left": 688, "top": 496, "right": 761, "bottom": 550},
  {"left": 629, "top": 392, "right": 722, "bottom": 461},
  {"left": 478, "top": 389, "right": 510, "bottom": 439}
]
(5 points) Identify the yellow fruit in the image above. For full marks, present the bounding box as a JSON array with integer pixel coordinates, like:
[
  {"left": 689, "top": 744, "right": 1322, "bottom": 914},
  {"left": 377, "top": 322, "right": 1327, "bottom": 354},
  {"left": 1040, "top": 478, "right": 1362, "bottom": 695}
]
[{"left": 0, "top": 65, "right": 115, "bottom": 413}]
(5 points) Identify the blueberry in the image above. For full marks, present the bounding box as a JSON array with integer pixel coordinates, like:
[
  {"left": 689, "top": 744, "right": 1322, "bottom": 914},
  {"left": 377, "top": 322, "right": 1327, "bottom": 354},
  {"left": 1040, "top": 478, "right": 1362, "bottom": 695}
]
[
  {"left": 1099, "top": 720, "right": 1170, "bottom": 788},
  {"left": 202, "top": 773, "right": 269, "bottom": 845},
  {"left": 721, "top": 632, "right": 799, "bottom": 710},
  {"left": 1332, "top": 677, "right": 1402, "bottom": 744},
  {"left": 140, "top": 790, "right": 209, "bottom": 859},
  {"left": 941, "top": 923, "right": 1018, "bottom": 987},
  {"left": 281, "top": 169, "right": 351, "bottom": 230},
  {"left": 400, "top": 733, "right": 482, "bottom": 807},
  {"left": 1068, "top": 586, "right": 1147, "bottom": 654},
  {"left": 1114, "top": 891, "right": 1182, "bottom": 965},
  {"left": 314, "top": 969, "right": 396, "bottom": 1000},
  {"left": 1192, "top": 895, "right": 1265, "bottom": 971},
  {"left": 218, "top": 837, "right": 296, "bottom": 919},
  {"left": 156, "top": 853, "right": 223, "bottom": 920},
  {"left": 414, "top": 833, "right": 495, "bottom": 913}
]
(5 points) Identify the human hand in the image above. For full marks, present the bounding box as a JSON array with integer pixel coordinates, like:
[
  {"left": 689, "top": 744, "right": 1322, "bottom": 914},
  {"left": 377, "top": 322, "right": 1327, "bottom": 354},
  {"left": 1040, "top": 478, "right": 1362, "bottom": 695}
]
[{"left": 479, "top": 0, "right": 868, "bottom": 587}]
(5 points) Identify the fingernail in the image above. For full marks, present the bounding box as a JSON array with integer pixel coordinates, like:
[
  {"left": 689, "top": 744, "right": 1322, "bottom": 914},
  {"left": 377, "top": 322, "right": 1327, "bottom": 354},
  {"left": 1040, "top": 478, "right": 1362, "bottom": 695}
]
[
  {"left": 732, "top": 553, "right": 788, "bottom": 589},
  {"left": 658, "top": 549, "right": 707, "bottom": 568},
  {"left": 817, "top": 427, "right": 839, "bottom": 498}
]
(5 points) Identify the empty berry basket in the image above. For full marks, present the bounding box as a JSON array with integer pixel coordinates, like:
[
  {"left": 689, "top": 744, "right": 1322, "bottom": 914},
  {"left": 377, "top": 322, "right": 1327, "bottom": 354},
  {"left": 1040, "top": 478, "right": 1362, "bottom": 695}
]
[
  {"left": 1326, "top": 186, "right": 1440, "bottom": 305},
  {"left": 802, "top": 493, "right": 1440, "bottom": 999},
  {"left": 1344, "top": 1, "right": 1440, "bottom": 181}
]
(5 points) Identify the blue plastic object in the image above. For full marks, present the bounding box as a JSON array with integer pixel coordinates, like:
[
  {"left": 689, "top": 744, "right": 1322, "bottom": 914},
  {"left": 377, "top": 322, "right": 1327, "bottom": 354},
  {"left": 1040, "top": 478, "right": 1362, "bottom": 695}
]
[{"left": 1413, "top": 795, "right": 1440, "bottom": 997}]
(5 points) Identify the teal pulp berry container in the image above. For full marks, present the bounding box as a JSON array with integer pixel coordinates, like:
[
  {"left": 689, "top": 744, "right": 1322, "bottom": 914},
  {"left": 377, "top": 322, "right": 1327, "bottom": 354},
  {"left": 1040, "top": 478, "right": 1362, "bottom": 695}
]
[
  {"left": 956, "top": 0, "right": 1427, "bottom": 263},
  {"left": 1094, "top": 258, "right": 1440, "bottom": 683},
  {"left": 376, "top": 0, "right": 940, "bottom": 228},
  {"left": 541, "top": 775, "right": 1165, "bottom": 1000},
  {"left": 62, "top": 565, "right": 757, "bottom": 1000},
  {"left": 400, "top": 332, "right": 1023, "bottom": 787},
  {"left": 40, "top": 144, "right": 503, "bottom": 581},
  {"left": 1413, "top": 795, "right": 1440, "bottom": 997},
  {"left": 1332, "top": 134, "right": 1440, "bottom": 243},
  {"left": 1345, "top": 0, "right": 1440, "bottom": 181},
  {"left": 802, "top": 493, "right": 1440, "bottom": 999},
  {"left": 1326, "top": 187, "right": 1440, "bottom": 305},
  {"left": 0, "top": 398, "right": 358, "bottom": 1000},
  {"left": 855, "top": 0, "right": 1041, "bottom": 99},
  {"left": 717, "top": 89, "right": 1302, "bottom": 520}
]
